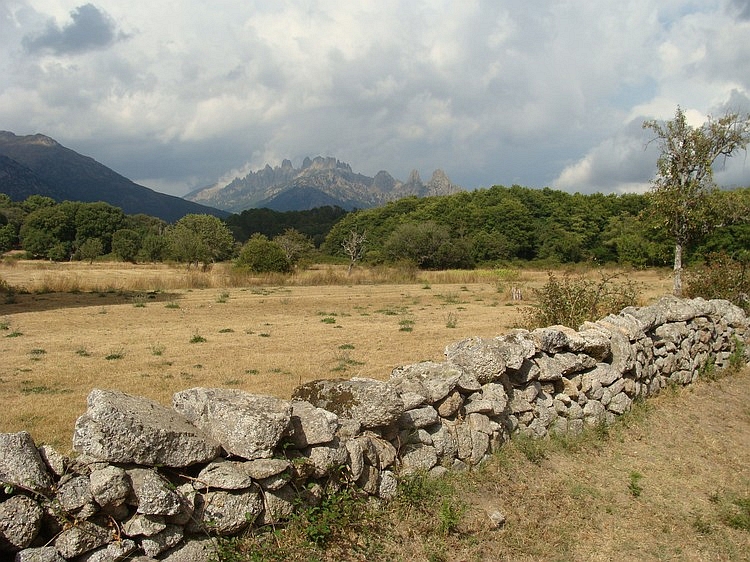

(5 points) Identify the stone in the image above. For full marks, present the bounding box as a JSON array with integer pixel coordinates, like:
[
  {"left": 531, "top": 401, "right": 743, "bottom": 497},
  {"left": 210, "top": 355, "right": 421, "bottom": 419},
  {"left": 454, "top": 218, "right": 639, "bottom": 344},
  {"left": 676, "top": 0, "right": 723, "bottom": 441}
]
[
  {"left": 73, "top": 389, "right": 221, "bottom": 468},
  {"left": 345, "top": 439, "right": 365, "bottom": 481},
  {"left": 399, "top": 391, "right": 427, "bottom": 410},
  {"left": 378, "top": 470, "right": 398, "bottom": 500},
  {"left": 583, "top": 400, "right": 606, "bottom": 425},
  {"left": 37, "top": 445, "right": 66, "bottom": 478},
  {"left": 400, "top": 444, "right": 438, "bottom": 474},
  {"left": 90, "top": 466, "right": 131, "bottom": 509},
  {"left": 0, "top": 432, "right": 53, "bottom": 494},
  {"left": 288, "top": 400, "right": 339, "bottom": 448},
  {"left": 389, "top": 361, "right": 463, "bottom": 402},
  {"left": 293, "top": 378, "right": 404, "bottom": 428},
  {"left": 531, "top": 326, "right": 571, "bottom": 354},
  {"left": 173, "top": 388, "right": 292, "bottom": 460},
  {"left": 583, "top": 363, "right": 620, "bottom": 388},
  {"left": 428, "top": 423, "right": 458, "bottom": 460},
  {"left": 445, "top": 337, "right": 507, "bottom": 383},
  {"left": 304, "top": 439, "right": 348, "bottom": 478},
  {"left": 607, "top": 392, "right": 633, "bottom": 415},
  {"left": 439, "top": 391, "right": 466, "bottom": 418},
  {"left": 0, "top": 495, "right": 43, "bottom": 551},
  {"left": 14, "top": 547, "right": 65, "bottom": 561},
  {"left": 76, "top": 539, "right": 137, "bottom": 561},
  {"left": 56, "top": 475, "right": 94, "bottom": 516},
  {"left": 488, "top": 509, "right": 507, "bottom": 529},
  {"left": 494, "top": 331, "right": 537, "bottom": 369},
  {"left": 54, "top": 521, "right": 111, "bottom": 559},
  {"left": 160, "top": 538, "right": 219, "bottom": 562},
  {"left": 122, "top": 514, "right": 167, "bottom": 537},
  {"left": 242, "top": 458, "right": 290, "bottom": 480},
  {"left": 127, "top": 468, "right": 181, "bottom": 516},
  {"left": 507, "top": 358, "right": 540, "bottom": 384},
  {"left": 259, "top": 484, "right": 296, "bottom": 525},
  {"left": 356, "top": 465, "right": 380, "bottom": 495},
  {"left": 195, "top": 460, "right": 254, "bottom": 491},
  {"left": 141, "top": 525, "right": 183, "bottom": 557},
  {"left": 357, "top": 435, "right": 397, "bottom": 469},
  {"left": 398, "top": 406, "right": 439, "bottom": 429},
  {"left": 192, "top": 488, "right": 262, "bottom": 535}
]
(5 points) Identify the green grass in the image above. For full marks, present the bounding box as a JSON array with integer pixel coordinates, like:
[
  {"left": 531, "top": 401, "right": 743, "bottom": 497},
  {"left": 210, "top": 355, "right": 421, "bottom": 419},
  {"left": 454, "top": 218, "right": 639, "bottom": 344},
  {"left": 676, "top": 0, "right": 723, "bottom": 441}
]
[
  {"left": 105, "top": 350, "right": 125, "bottom": 360},
  {"left": 190, "top": 334, "right": 207, "bottom": 343},
  {"left": 165, "top": 301, "right": 180, "bottom": 309}
]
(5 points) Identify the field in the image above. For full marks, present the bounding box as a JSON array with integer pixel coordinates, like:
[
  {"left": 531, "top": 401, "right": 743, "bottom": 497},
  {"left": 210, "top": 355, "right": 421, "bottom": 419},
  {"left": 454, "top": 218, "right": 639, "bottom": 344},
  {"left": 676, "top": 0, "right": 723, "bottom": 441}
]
[
  {"left": 0, "top": 261, "right": 672, "bottom": 450},
  {"left": 2, "top": 261, "right": 749, "bottom": 560}
]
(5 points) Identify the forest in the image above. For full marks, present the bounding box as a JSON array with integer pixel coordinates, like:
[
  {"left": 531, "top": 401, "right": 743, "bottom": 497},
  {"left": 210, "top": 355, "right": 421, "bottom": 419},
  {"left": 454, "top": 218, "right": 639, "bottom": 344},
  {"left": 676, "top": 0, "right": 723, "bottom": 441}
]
[{"left": 1, "top": 185, "right": 749, "bottom": 270}]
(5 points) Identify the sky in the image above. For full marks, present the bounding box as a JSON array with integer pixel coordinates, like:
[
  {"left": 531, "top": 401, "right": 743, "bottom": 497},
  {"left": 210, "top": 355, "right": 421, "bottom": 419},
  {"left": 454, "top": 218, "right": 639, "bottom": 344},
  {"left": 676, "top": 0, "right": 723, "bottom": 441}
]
[{"left": 2, "top": 1, "right": 750, "bottom": 198}]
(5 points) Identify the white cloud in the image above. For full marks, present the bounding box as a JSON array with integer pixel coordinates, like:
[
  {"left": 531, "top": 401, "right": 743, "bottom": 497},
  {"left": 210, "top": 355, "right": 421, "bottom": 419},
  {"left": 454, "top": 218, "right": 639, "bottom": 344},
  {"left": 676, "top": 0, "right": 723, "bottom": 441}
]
[{"left": 1, "top": 0, "right": 750, "bottom": 196}]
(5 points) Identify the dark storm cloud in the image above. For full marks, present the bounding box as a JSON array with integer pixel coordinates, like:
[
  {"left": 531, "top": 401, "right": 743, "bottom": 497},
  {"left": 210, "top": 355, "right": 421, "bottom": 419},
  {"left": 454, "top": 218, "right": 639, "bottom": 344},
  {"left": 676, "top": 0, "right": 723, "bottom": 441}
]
[
  {"left": 730, "top": 0, "right": 750, "bottom": 20},
  {"left": 22, "top": 4, "right": 126, "bottom": 55}
]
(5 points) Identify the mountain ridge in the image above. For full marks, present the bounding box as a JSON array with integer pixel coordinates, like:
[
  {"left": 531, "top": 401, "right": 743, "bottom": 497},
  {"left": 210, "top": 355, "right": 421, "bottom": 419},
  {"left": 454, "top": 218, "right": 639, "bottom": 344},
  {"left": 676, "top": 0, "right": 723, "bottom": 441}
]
[
  {"left": 0, "top": 131, "right": 227, "bottom": 223},
  {"left": 185, "top": 155, "right": 461, "bottom": 212}
]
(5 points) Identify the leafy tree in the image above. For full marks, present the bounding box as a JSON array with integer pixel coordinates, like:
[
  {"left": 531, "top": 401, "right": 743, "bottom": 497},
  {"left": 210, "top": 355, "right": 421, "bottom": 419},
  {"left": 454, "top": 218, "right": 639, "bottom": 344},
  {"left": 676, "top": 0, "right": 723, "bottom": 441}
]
[
  {"left": 139, "top": 233, "right": 168, "bottom": 262},
  {"left": 165, "top": 223, "right": 208, "bottom": 268},
  {"left": 0, "top": 223, "right": 16, "bottom": 253},
  {"left": 77, "top": 237, "right": 103, "bottom": 264},
  {"left": 20, "top": 203, "right": 78, "bottom": 259},
  {"left": 385, "top": 222, "right": 473, "bottom": 270},
  {"left": 111, "top": 229, "right": 141, "bottom": 263},
  {"left": 21, "top": 195, "right": 56, "bottom": 213},
  {"left": 171, "top": 214, "right": 235, "bottom": 264},
  {"left": 74, "top": 202, "right": 125, "bottom": 253},
  {"left": 643, "top": 107, "right": 750, "bottom": 295},
  {"left": 273, "top": 228, "right": 314, "bottom": 267},
  {"left": 235, "top": 234, "right": 290, "bottom": 273}
]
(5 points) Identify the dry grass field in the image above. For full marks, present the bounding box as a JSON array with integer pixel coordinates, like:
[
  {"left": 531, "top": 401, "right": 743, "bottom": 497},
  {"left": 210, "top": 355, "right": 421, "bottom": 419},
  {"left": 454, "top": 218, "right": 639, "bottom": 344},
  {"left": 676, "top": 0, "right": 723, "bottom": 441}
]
[{"left": 0, "top": 261, "right": 671, "bottom": 451}]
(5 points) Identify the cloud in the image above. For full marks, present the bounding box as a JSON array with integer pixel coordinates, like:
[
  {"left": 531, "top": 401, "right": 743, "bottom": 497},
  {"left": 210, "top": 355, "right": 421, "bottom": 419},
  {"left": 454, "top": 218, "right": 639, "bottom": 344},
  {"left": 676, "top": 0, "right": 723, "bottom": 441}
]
[
  {"left": 22, "top": 4, "right": 126, "bottom": 55},
  {"left": 2, "top": 1, "right": 750, "bottom": 197}
]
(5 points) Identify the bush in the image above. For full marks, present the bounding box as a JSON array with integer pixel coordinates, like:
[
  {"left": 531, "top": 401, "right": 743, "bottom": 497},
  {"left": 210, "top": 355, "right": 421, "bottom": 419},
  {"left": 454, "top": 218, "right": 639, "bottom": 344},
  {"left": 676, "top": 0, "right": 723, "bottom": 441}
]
[
  {"left": 523, "top": 270, "right": 640, "bottom": 330},
  {"left": 684, "top": 251, "right": 750, "bottom": 313},
  {"left": 235, "top": 234, "right": 291, "bottom": 273}
]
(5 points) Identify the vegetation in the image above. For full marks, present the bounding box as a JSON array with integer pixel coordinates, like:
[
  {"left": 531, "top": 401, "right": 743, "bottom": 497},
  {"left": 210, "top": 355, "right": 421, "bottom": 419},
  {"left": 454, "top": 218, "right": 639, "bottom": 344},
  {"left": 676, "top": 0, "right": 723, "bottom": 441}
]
[
  {"left": 523, "top": 271, "right": 641, "bottom": 330},
  {"left": 643, "top": 107, "right": 750, "bottom": 295},
  {"left": 685, "top": 251, "right": 750, "bottom": 313}
]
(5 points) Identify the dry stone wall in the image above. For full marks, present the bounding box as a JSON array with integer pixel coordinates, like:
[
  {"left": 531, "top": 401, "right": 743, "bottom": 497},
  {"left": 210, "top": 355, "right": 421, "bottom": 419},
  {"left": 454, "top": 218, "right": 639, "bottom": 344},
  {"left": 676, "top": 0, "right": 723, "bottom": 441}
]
[{"left": 2, "top": 296, "right": 748, "bottom": 560}]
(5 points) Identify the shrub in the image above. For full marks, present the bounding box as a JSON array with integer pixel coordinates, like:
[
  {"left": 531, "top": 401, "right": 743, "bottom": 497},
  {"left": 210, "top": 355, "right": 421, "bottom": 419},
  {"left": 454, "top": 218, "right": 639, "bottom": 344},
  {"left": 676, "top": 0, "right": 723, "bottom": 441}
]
[
  {"left": 523, "top": 270, "right": 640, "bottom": 330},
  {"left": 684, "top": 251, "right": 750, "bottom": 313},
  {"left": 235, "top": 234, "right": 291, "bottom": 273}
]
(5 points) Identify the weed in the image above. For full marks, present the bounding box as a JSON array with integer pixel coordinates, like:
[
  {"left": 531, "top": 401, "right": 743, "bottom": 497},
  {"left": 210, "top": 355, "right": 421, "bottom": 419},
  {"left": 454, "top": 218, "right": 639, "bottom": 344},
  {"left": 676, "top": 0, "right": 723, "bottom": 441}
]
[
  {"left": 437, "top": 498, "right": 464, "bottom": 535},
  {"left": 190, "top": 334, "right": 207, "bottom": 343},
  {"left": 444, "top": 312, "right": 458, "bottom": 328},
  {"left": 6, "top": 330, "right": 22, "bottom": 338},
  {"left": 258, "top": 332, "right": 271, "bottom": 338},
  {"left": 438, "top": 292, "right": 462, "bottom": 304},
  {"left": 218, "top": 328, "right": 235, "bottom": 333},
  {"left": 217, "top": 291, "right": 230, "bottom": 303},
  {"left": 131, "top": 293, "right": 147, "bottom": 307},
  {"left": 512, "top": 432, "right": 548, "bottom": 465},
  {"left": 224, "top": 379, "right": 242, "bottom": 386},
  {"left": 422, "top": 282, "right": 432, "bottom": 289},
  {"left": 728, "top": 336, "right": 747, "bottom": 373},
  {"left": 338, "top": 343, "right": 355, "bottom": 350},
  {"left": 331, "top": 351, "right": 365, "bottom": 373},
  {"left": 245, "top": 369, "right": 259, "bottom": 375},
  {"left": 628, "top": 471, "right": 643, "bottom": 497},
  {"left": 321, "top": 316, "right": 336, "bottom": 324},
  {"left": 28, "top": 348, "right": 46, "bottom": 360},
  {"left": 150, "top": 344, "right": 165, "bottom": 356},
  {"left": 399, "top": 318, "right": 415, "bottom": 332},
  {"left": 105, "top": 350, "right": 125, "bottom": 360},
  {"left": 20, "top": 383, "right": 69, "bottom": 395},
  {"left": 0, "top": 321, "right": 9, "bottom": 330},
  {"left": 522, "top": 270, "right": 640, "bottom": 330},
  {"left": 713, "top": 491, "right": 750, "bottom": 531},
  {"left": 691, "top": 511, "right": 714, "bottom": 534},
  {"left": 165, "top": 301, "right": 180, "bottom": 309},
  {"left": 75, "top": 348, "right": 91, "bottom": 357}
]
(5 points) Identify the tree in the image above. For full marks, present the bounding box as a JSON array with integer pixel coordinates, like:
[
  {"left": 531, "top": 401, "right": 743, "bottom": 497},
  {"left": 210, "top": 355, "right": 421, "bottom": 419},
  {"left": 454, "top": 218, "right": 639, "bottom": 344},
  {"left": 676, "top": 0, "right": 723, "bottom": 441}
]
[
  {"left": 235, "top": 234, "right": 290, "bottom": 273},
  {"left": 342, "top": 229, "right": 367, "bottom": 274},
  {"left": 111, "top": 229, "right": 141, "bottom": 263},
  {"left": 643, "top": 107, "right": 750, "bottom": 295},
  {"left": 77, "top": 238, "right": 103, "bottom": 264},
  {"left": 274, "top": 228, "right": 314, "bottom": 267},
  {"left": 172, "top": 214, "right": 235, "bottom": 265}
]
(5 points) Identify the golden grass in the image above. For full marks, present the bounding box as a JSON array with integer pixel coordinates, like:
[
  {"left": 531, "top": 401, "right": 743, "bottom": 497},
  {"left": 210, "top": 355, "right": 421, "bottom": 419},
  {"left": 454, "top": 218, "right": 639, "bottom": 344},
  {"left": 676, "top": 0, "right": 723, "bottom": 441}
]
[{"left": 0, "top": 261, "right": 674, "bottom": 450}]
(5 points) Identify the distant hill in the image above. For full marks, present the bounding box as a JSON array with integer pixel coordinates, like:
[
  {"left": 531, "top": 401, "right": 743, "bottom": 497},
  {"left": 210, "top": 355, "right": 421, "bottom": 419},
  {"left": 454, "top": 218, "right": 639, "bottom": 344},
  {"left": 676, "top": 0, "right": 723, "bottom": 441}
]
[
  {"left": 0, "top": 131, "right": 226, "bottom": 223},
  {"left": 185, "top": 156, "right": 460, "bottom": 212}
]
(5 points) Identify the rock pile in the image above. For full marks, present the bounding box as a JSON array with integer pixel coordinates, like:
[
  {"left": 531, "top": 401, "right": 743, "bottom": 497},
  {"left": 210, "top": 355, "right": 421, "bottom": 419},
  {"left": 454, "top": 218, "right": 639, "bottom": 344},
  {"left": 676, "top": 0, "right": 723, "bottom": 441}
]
[{"left": 1, "top": 296, "right": 747, "bottom": 560}]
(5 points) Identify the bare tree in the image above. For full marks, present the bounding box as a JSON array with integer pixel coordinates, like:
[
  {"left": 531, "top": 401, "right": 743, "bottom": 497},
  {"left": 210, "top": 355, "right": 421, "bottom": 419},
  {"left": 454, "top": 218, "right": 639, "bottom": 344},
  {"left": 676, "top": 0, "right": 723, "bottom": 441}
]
[{"left": 342, "top": 229, "right": 367, "bottom": 275}]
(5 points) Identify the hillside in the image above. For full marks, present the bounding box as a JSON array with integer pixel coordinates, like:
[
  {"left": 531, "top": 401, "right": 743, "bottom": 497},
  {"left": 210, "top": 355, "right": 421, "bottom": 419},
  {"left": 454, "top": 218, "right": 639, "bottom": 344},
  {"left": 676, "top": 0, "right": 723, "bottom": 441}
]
[
  {"left": 0, "top": 131, "right": 226, "bottom": 223},
  {"left": 185, "top": 156, "right": 460, "bottom": 212}
]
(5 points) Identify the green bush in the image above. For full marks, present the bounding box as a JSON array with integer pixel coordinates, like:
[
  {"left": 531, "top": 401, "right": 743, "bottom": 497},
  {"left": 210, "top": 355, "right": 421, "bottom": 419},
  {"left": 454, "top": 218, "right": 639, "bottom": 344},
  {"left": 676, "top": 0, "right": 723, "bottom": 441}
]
[
  {"left": 684, "top": 251, "right": 750, "bottom": 313},
  {"left": 235, "top": 234, "right": 291, "bottom": 273},
  {"left": 523, "top": 271, "right": 640, "bottom": 330}
]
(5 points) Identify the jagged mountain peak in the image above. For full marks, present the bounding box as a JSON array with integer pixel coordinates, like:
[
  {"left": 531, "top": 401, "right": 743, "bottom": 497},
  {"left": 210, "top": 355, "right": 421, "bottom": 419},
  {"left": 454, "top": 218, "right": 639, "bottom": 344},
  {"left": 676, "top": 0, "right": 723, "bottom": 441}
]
[{"left": 185, "top": 157, "right": 461, "bottom": 213}]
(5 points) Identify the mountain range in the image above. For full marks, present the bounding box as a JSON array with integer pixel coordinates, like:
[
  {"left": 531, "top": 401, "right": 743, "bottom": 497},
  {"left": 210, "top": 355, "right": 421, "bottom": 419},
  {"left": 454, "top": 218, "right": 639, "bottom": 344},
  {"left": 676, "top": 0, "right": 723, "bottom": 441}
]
[
  {"left": 0, "top": 131, "right": 462, "bottom": 219},
  {"left": 0, "top": 131, "right": 226, "bottom": 223},
  {"left": 184, "top": 156, "right": 460, "bottom": 212}
]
